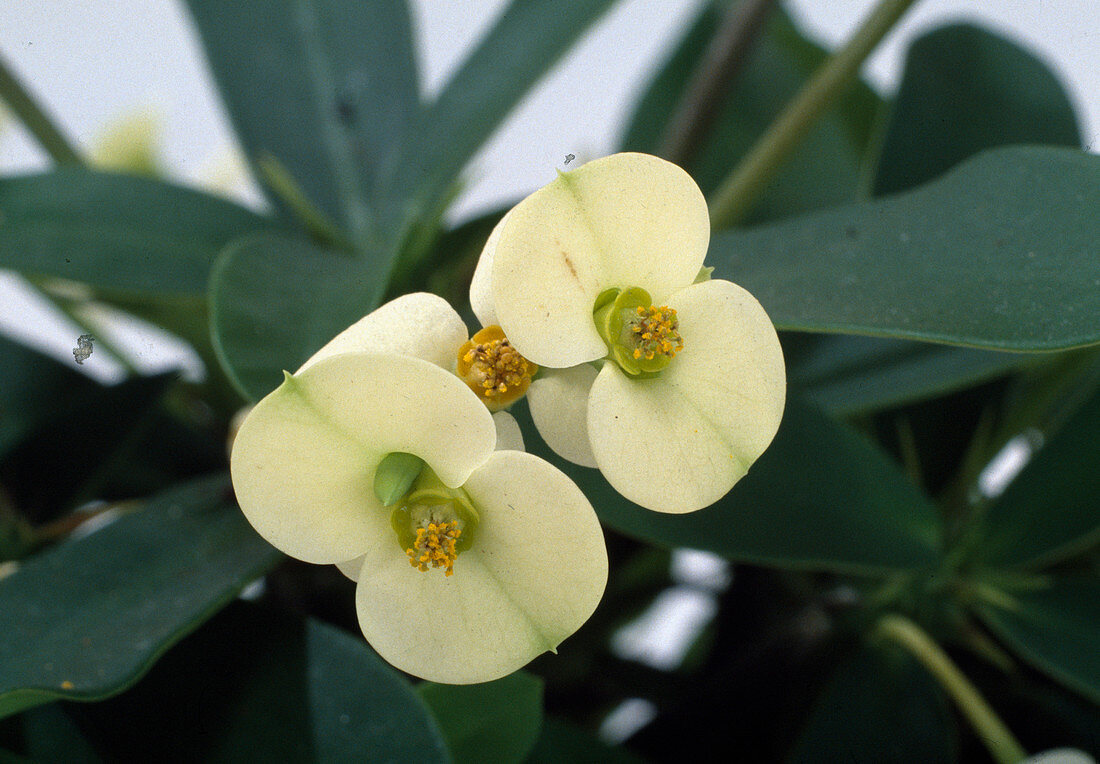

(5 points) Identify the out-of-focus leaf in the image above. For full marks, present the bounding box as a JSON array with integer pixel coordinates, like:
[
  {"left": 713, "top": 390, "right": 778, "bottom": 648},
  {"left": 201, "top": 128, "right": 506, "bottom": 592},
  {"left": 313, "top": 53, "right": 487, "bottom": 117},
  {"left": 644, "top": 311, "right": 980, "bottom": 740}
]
[
  {"left": 0, "top": 334, "right": 95, "bottom": 457},
  {"left": 184, "top": 0, "right": 419, "bottom": 235},
  {"left": 978, "top": 391, "right": 1100, "bottom": 568},
  {"left": 518, "top": 397, "right": 941, "bottom": 576},
  {"left": 714, "top": 147, "right": 1100, "bottom": 351},
  {"left": 622, "top": 4, "right": 882, "bottom": 224},
  {"left": 17, "top": 704, "right": 99, "bottom": 764},
  {"left": 0, "top": 373, "right": 176, "bottom": 521},
  {"left": 55, "top": 603, "right": 448, "bottom": 763},
  {"left": 528, "top": 717, "right": 643, "bottom": 764},
  {"left": 0, "top": 476, "right": 281, "bottom": 719},
  {"left": 786, "top": 332, "right": 1037, "bottom": 416},
  {"left": 419, "top": 672, "right": 543, "bottom": 764},
  {"left": 209, "top": 233, "right": 377, "bottom": 400},
  {"left": 387, "top": 0, "right": 617, "bottom": 220},
  {"left": 0, "top": 169, "right": 272, "bottom": 295},
  {"left": 976, "top": 578, "right": 1100, "bottom": 704},
  {"left": 789, "top": 643, "right": 955, "bottom": 763},
  {"left": 872, "top": 24, "right": 1080, "bottom": 197}
]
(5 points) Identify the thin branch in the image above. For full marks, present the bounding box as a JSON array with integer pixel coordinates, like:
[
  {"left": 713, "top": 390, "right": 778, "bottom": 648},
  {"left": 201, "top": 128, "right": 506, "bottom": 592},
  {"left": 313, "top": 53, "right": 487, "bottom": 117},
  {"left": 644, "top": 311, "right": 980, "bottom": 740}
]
[{"left": 659, "top": 0, "right": 778, "bottom": 167}]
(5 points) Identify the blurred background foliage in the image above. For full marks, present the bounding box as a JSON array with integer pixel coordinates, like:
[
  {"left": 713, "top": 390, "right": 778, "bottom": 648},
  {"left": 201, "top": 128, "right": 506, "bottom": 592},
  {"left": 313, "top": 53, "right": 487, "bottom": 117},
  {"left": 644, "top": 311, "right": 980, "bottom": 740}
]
[{"left": 0, "top": 0, "right": 1097, "bottom": 761}]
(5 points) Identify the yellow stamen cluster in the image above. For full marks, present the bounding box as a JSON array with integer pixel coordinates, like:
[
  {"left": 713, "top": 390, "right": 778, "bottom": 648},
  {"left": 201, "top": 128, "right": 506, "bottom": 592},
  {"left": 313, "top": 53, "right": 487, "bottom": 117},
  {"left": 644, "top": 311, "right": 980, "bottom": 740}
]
[
  {"left": 629, "top": 305, "right": 683, "bottom": 361},
  {"left": 456, "top": 325, "right": 537, "bottom": 410},
  {"left": 406, "top": 521, "right": 462, "bottom": 576}
]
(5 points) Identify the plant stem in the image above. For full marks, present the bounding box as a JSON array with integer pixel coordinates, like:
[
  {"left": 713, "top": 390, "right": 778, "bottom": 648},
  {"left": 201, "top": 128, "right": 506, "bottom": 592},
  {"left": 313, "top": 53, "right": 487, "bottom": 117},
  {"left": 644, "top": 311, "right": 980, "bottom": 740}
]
[
  {"left": 876, "top": 614, "right": 1027, "bottom": 764},
  {"left": 0, "top": 52, "right": 82, "bottom": 165},
  {"left": 659, "top": 0, "right": 778, "bottom": 166},
  {"left": 708, "top": 0, "right": 918, "bottom": 228}
]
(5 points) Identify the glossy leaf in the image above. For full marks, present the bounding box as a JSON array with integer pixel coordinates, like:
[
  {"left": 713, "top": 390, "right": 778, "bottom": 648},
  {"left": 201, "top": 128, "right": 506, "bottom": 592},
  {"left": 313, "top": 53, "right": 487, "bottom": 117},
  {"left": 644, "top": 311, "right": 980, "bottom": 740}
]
[
  {"left": 786, "top": 332, "right": 1037, "bottom": 416},
  {"left": 979, "top": 391, "right": 1100, "bottom": 568},
  {"left": 0, "top": 476, "right": 282, "bottom": 719},
  {"left": 184, "top": 0, "right": 419, "bottom": 234},
  {"left": 209, "top": 232, "right": 377, "bottom": 400},
  {"left": 977, "top": 578, "right": 1100, "bottom": 704},
  {"left": 0, "top": 169, "right": 272, "bottom": 295},
  {"left": 388, "top": 0, "right": 617, "bottom": 217},
  {"left": 517, "top": 397, "right": 941, "bottom": 576},
  {"left": 714, "top": 147, "right": 1100, "bottom": 351},
  {"left": 53, "top": 604, "right": 448, "bottom": 762},
  {"left": 873, "top": 24, "right": 1080, "bottom": 197},
  {"left": 419, "top": 672, "right": 543, "bottom": 764},
  {"left": 622, "top": 5, "right": 882, "bottom": 223},
  {"left": 789, "top": 644, "right": 955, "bottom": 763}
]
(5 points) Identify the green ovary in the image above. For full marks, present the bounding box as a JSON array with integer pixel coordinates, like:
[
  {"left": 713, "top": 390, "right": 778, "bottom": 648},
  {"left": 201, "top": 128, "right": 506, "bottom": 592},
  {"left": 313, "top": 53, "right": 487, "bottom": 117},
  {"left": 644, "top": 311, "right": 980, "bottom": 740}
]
[{"left": 593, "top": 286, "right": 684, "bottom": 376}]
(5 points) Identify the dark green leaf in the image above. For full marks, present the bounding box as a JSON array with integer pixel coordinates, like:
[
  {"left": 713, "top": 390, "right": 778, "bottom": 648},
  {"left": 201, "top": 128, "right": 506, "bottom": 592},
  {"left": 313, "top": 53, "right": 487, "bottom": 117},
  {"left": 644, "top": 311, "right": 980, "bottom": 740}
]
[
  {"left": 790, "top": 643, "right": 955, "bottom": 763},
  {"left": 184, "top": 0, "right": 419, "bottom": 235},
  {"left": 388, "top": 0, "right": 616, "bottom": 217},
  {"left": 786, "top": 332, "right": 1037, "bottom": 416},
  {"left": 1, "top": 373, "right": 176, "bottom": 521},
  {"left": 0, "top": 334, "right": 95, "bottom": 457},
  {"left": 209, "top": 232, "right": 377, "bottom": 400},
  {"left": 976, "top": 577, "right": 1100, "bottom": 704},
  {"left": 527, "top": 717, "right": 643, "bottom": 764},
  {"left": 622, "top": 5, "right": 882, "bottom": 224},
  {"left": 979, "top": 391, "right": 1100, "bottom": 568},
  {"left": 713, "top": 147, "right": 1100, "bottom": 351},
  {"left": 0, "top": 169, "right": 272, "bottom": 295},
  {"left": 419, "top": 672, "right": 543, "bottom": 764},
  {"left": 0, "top": 476, "right": 281, "bottom": 719},
  {"left": 873, "top": 24, "right": 1081, "bottom": 197},
  {"left": 55, "top": 603, "right": 448, "bottom": 763},
  {"left": 518, "top": 397, "right": 941, "bottom": 575}
]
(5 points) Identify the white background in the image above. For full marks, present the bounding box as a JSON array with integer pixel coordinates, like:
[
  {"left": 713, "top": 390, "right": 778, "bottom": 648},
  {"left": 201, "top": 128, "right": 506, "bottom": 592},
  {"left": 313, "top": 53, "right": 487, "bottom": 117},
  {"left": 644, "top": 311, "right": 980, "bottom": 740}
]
[{"left": 0, "top": 0, "right": 1097, "bottom": 379}]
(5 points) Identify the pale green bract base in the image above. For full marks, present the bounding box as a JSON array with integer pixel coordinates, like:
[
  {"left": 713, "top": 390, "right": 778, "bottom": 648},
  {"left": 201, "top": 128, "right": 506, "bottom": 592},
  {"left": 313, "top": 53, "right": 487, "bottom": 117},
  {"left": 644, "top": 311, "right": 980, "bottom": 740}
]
[{"left": 230, "top": 352, "right": 496, "bottom": 563}]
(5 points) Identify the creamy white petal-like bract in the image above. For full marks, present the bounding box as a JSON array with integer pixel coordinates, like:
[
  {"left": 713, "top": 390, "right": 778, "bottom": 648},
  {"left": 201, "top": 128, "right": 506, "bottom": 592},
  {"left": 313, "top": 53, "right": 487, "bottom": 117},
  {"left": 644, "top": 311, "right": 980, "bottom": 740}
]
[
  {"left": 492, "top": 410, "right": 525, "bottom": 452},
  {"left": 356, "top": 451, "right": 607, "bottom": 684},
  {"left": 299, "top": 292, "right": 468, "bottom": 373},
  {"left": 485, "top": 152, "right": 709, "bottom": 368},
  {"left": 230, "top": 352, "right": 496, "bottom": 563},
  {"left": 526, "top": 365, "right": 599, "bottom": 468}
]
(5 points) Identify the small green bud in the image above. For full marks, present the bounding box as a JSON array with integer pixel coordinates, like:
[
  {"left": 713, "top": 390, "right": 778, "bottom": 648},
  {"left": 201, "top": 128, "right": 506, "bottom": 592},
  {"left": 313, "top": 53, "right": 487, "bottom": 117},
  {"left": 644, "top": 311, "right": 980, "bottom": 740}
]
[{"left": 373, "top": 452, "right": 425, "bottom": 507}]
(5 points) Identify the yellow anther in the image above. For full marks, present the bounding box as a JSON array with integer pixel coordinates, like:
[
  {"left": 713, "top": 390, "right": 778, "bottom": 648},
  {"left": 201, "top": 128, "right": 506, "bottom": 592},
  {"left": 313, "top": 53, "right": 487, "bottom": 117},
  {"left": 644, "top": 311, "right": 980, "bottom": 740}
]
[
  {"left": 626, "top": 305, "right": 683, "bottom": 363},
  {"left": 406, "top": 520, "right": 463, "bottom": 576},
  {"left": 456, "top": 325, "right": 538, "bottom": 411}
]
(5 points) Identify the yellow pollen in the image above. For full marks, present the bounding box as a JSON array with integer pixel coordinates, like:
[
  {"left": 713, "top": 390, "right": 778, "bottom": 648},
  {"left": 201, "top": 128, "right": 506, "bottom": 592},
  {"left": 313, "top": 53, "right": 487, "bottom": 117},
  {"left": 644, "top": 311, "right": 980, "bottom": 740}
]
[
  {"left": 456, "top": 325, "right": 538, "bottom": 411},
  {"left": 406, "top": 521, "right": 462, "bottom": 576},
  {"left": 628, "top": 305, "right": 683, "bottom": 361}
]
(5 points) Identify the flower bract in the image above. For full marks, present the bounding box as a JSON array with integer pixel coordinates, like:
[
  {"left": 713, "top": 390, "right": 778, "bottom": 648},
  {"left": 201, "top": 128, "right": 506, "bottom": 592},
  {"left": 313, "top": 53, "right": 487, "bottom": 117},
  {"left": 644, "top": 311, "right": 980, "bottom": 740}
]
[{"left": 470, "top": 152, "right": 786, "bottom": 513}]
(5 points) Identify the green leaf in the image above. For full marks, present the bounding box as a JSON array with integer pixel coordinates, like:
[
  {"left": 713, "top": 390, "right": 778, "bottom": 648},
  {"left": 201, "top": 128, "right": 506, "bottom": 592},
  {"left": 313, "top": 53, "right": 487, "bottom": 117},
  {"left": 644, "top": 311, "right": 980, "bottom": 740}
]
[
  {"left": 786, "top": 332, "right": 1038, "bottom": 416},
  {"left": 0, "top": 169, "right": 272, "bottom": 295},
  {"left": 622, "top": 5, "right": 882, "bottom": 224},
  {"left": 0, "top": 476, "right": 281, "bottom": 719},
  {"left": 978, "top": 391, "right": 1100, "bottom": 568},
  {"left": 712, "top": 147, "right": 1100, "bottom": 351},
  {"left": 518, "top": 397, "right": 941, "bottom": 575},
  {"left": 419, "top": 672, "right": 543, "bottom": 764},
  {"left": 0, "top": 334, "right": 95, "bottom": 457},
  {"left": 209, "top": 232, "right": 376, "bottom": 400},
  {"left": 184, "top": 0, "right": 419, "bottom": 235},
  {"left": 52, "top": 603, "right": 448, "bottom": 762},
  {"left": 388, "top": 0, "right": 617, "bottom": 217},
  {"left": 789, "top": 644, "right": 955, "bottom": 763},
  {"left": 976, "top": 577, "right": 1100, "bottom": 704},
  {"left": 0, "top": 373, "right": 176, "bottom": 520},
  {"left": 872, "top": 24, "right": 1081, "bottom": 197}
]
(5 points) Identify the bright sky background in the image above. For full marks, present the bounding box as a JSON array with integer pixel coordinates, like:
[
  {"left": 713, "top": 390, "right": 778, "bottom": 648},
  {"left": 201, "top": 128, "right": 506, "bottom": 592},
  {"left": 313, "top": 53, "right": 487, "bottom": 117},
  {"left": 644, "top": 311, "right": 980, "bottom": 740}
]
[{"left": 0, "top": 0, "right": 1097, "bottom": 379}]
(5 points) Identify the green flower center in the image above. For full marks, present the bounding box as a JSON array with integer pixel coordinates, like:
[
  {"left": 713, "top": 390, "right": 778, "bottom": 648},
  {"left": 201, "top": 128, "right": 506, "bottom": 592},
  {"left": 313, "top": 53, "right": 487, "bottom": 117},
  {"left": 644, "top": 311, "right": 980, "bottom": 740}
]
[
  {"left": 376, "top": 455, "right": 479, "bottom": 577},
  {"left": 593, "top": 287, "right": 684, "bottom": 376}
]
